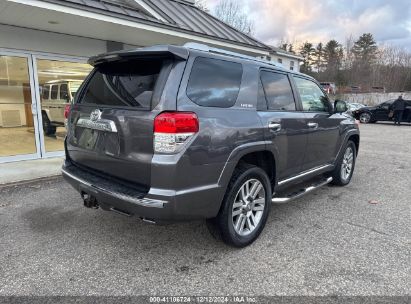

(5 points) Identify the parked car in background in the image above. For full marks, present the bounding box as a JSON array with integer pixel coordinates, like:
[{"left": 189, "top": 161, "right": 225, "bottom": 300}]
[
  {"left": 345, "top": 102, "right": 366, "bottom": 116},
  {"left": 352, "top": 99, "right": 411, "bottom": 123},
  {"left": 62, "top": 43, "right": 360, "bottom": 247},
  {"left": 348, "top": 102, "right": 366, "bottom": 110},
  {"left": 41, "top": 79, "right": 83, "bottom": 135}
]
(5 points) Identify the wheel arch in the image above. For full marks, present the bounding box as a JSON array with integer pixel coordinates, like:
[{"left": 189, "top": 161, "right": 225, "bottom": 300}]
[
  {"left": 348, "top": 134, "right": 360, "bottom": 155},
  {"left": 218, "top": 144, "right": 277, "bottom": 194}
]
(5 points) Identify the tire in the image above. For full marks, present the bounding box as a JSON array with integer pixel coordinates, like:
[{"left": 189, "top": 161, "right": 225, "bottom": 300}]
[
  {"left": 359, "top": 112, "right": 371, "bottom": 124},
  {"left": 42, "top": 112, "right": 56, "bottom": 136},
  {"left": 206, "top": 164, "right": 272, "bottom": 247},
  {"left": 330, "top": 141, "right": 357, "bottom": 186}
]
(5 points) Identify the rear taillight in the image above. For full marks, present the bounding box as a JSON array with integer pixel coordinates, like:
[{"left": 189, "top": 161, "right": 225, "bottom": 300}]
[
  {"left": 64, "top": 104, "right": 71, "bottom": 119},
  {"left": 154, "top": 112, "right": 199, "bottom": 154}
]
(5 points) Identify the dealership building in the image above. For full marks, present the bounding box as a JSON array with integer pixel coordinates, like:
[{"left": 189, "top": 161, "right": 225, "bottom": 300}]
[{"left": 0, "top": 0, "right": 301, "bottom": 163}]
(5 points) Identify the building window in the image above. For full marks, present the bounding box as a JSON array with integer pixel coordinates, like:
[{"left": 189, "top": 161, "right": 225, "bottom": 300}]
[
  {"left": 277, "top": 58, "right": 283, "bottom": 64},
  {"left": 290, "top": 61, "right": 295, "bottom": 71}
]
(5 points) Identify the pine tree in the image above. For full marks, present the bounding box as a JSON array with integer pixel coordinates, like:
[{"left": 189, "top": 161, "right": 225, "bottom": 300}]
[
  {"left": 352, "top": 33, "right": 378, "bottom": 65},
  {"left": 299, "top": 42, "right": 315, "bottom": 73},
  {"left": 315, "top": 43, "right": 326, "bottom": 72}
]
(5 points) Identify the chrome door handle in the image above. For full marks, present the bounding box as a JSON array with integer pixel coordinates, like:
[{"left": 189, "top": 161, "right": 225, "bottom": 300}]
[
  {"left": 307, "top": 122, "right": 318, "bottom": 129},
  {"left": 268, "top": 122, "right": 281, "bottom": 132}
]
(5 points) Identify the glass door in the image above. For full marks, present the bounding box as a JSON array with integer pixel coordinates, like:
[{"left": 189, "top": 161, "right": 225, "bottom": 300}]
[
  {"left": 0, "top": 52, "right": 41, "bottom": 162},
  {"left": 32, "top": 55, "right": 92, "bottom": 157}
]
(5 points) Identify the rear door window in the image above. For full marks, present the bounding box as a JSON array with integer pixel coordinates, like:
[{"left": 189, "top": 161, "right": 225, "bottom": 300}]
[
  {"left": 79, "top": 58, "right": 173, "bottom": 110},
  {"left": 186, "top": 57, "right": 242, "bottom": 108},
  {"left": 260, "top": 71, "right": 296, "bottom": 111}
]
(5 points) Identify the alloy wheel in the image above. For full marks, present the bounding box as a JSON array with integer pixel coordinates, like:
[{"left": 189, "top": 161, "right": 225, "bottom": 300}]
[
  {"left": 359, "top": 113, "right": 371, "bottom": 123},
  {"left": 232, "top": 179, "right": 266, "bottom": 236},
  {"left": 341, "top": 147, "right": 354, "bottom": 181}
]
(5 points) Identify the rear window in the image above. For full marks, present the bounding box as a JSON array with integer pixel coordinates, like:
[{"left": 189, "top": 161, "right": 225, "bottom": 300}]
[
  {"left": 187, "top": 57, "right": 243, "bottom": 108},
  {"left": 79, "top": 58, "right": 172, "bottom": 110}
]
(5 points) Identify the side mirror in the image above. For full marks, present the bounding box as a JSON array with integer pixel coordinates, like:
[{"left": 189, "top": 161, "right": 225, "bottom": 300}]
[{"left": 334, "top": 100, "right": 348, "bottom": 113}]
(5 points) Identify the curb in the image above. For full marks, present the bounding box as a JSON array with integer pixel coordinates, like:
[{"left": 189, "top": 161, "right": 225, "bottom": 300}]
[{"left": 0, "top": 174, "right": 63, "bottom": 189}]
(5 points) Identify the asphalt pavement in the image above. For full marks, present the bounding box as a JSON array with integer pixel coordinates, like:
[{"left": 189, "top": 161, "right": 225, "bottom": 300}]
[{"left": 0, "top": 123, "right": 410, "bottom": 296}]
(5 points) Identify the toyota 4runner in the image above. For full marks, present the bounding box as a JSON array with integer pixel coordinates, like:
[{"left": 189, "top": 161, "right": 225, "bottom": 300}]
[{"left": 62, "top": 43, "right": 360, "bottom": 247}]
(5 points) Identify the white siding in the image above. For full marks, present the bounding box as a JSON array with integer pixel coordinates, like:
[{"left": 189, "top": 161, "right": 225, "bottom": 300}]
[
  {"left": 0, "top": 24, "right": 107, "bottom": 57},
  {"left": 270, "top": 56, "right": 300, "bottom": 72}
]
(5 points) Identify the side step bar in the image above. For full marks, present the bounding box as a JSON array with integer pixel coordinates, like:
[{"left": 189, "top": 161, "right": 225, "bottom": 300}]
[{"left": 272, "top": 177, "right": 333, "bottom": 204}]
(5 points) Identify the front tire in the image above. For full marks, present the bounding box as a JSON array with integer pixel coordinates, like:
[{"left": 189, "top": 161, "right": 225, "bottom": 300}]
[
  {"left": 331, "top": 141, "right": 357, "bottom": 186},
  {"left": 206, "top": 164, "right": 272, "bottom": 247}
]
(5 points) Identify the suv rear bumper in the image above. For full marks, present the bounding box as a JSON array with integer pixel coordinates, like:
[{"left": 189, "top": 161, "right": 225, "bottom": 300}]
[{"left": 62, "top": 161, "right": 224, "bottom": 222}]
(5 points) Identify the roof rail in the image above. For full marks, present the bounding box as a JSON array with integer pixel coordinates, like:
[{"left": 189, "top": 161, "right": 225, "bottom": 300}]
[{"left": 183, "top": 42, "right": 283, "bottom": 69}]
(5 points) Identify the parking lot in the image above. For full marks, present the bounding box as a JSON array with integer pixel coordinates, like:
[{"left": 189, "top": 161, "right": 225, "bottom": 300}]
[{"left": 0, "top": 123, "right": 410, "bottom": 296}]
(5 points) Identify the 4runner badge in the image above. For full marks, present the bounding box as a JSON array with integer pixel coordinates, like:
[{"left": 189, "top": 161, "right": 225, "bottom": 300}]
[{"left": 90, "top": 109, "right": 102, "bottom": 122}]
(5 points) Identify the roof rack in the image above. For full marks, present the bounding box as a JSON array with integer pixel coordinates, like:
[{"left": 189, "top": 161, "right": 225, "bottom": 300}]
[{"left": 183, "top": 42, "right": 283, "bottom": 69}]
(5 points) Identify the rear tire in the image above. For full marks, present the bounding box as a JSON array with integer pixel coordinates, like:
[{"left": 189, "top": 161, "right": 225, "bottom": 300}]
[
  {"left": 330, "top": 141, "right": 357, "bottom": 186},
  {"left": 206, "top": 164, "right": 272, "bottom": 247},
  {"left": 42, "top": 112, "right": 56, "bottom": 136}
]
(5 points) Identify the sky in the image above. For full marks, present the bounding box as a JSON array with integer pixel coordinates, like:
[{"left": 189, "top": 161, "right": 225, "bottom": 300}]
[{"left": 206, "top": 0, "right": 411, "bottom": 50}]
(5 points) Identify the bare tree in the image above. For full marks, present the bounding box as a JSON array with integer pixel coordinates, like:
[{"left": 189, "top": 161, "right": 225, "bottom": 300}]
[{"left": 214, "top": 0, "right": 254, "bottom": 35}]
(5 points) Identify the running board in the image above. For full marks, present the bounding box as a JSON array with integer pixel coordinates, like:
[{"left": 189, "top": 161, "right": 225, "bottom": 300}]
[{"left": 272, "top": 177, "right": 333, "bottom": 204}]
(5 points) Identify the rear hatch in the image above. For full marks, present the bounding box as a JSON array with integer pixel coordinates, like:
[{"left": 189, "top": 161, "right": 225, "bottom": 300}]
[{"left": 66, "top": 46, "right": 188, "bottom": 189}]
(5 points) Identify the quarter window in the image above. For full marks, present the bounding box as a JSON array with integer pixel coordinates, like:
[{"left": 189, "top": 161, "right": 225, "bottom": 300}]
[
  {"left": 260, "top": 71, "right": 296, "bottom": 111},
  {"left": 293, "top": 77, "right": 330, "bottom": 112},
  {"left": 187, "top": 57, "right": 243, "bottom": 108}
]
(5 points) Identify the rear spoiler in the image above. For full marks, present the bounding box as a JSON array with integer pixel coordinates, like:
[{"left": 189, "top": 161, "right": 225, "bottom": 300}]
[{"left": 88, "top": 45, "right": 189, "bottom": 66}]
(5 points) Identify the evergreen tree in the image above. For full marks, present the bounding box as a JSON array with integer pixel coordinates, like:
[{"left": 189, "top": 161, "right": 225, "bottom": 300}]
[
  {"left": 324, "top": 40, "right": 343, "bottom": 72},
  {"left": 299, "top": 42, "right": 316, "bottom": 73},
  {"left": 352, "top": 33, "right": 378, "bottom": 65},
  {"left": 314, "top": 43, "right": 326, "bottom": 72}
]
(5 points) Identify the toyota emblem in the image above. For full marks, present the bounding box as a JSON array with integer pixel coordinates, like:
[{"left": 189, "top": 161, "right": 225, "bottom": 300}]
[{"left": 90, "top": 109, "right": 102, "bottom": 122}]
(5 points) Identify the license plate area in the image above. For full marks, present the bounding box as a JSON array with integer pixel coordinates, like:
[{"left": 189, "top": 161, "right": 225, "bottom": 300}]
[{"left": 73, "top": 126, "right": 120, "bottom": 156}]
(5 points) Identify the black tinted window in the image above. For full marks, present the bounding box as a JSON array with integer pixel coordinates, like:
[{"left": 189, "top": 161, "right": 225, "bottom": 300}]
[
  {"left": 42, "top": 86, "right": 50, "bottom": 100},
  {"left": 187, "top": 57, "right": 242, "bottom": 108},
  {"left": 60, "top": 83, "right": 68, "bottom": 100},
  {"left": 50, "top": 85, "right": 58, "bottom": 100},
  {"left": 260, "top": 71, "right": 295, "bottom": 111},
  {"left": 80, "top": 58, "right": 172, "bottom": 110}
]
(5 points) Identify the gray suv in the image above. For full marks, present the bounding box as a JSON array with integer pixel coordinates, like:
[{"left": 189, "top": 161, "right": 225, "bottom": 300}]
[{"left": 62, "top": 43, "right": 359, "bottom": 247}]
